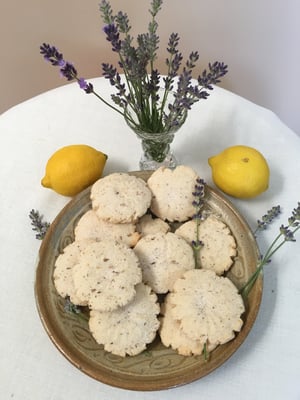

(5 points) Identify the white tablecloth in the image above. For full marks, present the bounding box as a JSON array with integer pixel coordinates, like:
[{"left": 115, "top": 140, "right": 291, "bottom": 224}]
[{"left": 1, "top": 77, "right": 300, "bottom": 400}]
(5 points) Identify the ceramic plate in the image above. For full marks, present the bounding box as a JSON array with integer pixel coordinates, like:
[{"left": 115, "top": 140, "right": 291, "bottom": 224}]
[{"left": 35, "top": 170, "right": 262, "bottom": 391}]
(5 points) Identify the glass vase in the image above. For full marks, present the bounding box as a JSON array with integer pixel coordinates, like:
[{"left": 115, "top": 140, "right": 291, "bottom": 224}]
[
  {"left": 127, "top": 125, "right": 183, "bottom": 170},
  {"left": 124, "top": 103, "right": 187, "bottom": 170}
]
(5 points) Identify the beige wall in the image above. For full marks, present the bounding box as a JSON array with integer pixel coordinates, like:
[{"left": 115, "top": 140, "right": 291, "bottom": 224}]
[{"left": 1, "top": 0, "right": 299, "bottom": 135}]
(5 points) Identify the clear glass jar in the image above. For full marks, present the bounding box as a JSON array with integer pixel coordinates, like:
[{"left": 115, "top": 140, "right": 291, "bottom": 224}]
[
  {"left": 126, "top": 125, "right": 180, "bottom": 170},
  {"left": 124, "top": 91, "right": 187, "bottom": 170}
]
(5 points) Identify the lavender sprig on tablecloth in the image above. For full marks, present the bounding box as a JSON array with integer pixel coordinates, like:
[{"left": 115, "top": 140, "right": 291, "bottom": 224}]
[
  {"left": 29, "top": 209, "right": 50, "bottom": 240},
  {"left": 240, "top": 202, "right": 300, "bottom": 298}
]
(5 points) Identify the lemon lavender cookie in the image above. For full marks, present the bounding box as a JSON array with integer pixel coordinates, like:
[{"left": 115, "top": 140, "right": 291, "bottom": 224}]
[
  {"left": 72, "top": 240, "right": 142, "bottom": 312},
  {"left": 89, "top": 283, "right": 160, "bottom": 357},
  {"left": 147, "top": 165, "right": 200, "bottom": 222},
  {"left": 75, "top": 209, "right": 140, "bottom": 247},
  {"left": 169, "top": 269, "right": 245, "bottom": 345},
  {"left": 53, "top": 239, "right": 94, "bottom": 306},
  {"left": 175, "top": 215, "right": 237, "bottom": 275},
  {"left": 91, "top": 172, "right": 152, "bottom": 223},
  {"left": 134, "top": 232, "right": 195, "bottom": 293}
]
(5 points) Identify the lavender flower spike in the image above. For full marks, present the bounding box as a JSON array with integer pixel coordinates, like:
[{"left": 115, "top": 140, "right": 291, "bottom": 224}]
[
  {"left": 40, "top": 42, "right": 124, "bottom": 116},
  {"left": 103, "top": 23, "right": 121, "bottom": 52},
  {"left": 40, "top": 43, "right": 78, "bottom": 81},
  {"left": 40, "top": 43, "right": 64, "bottom": 66},
  {"left": 60, "top": 62, "right": 77, "bottom": 81}
]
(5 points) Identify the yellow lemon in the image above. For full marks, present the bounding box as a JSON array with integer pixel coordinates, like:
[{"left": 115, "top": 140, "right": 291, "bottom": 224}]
[
  {"left": 208, "top": 145, "right": 270, "bottom": 199},
  {"left": 41, "top": 144, "right": 107, "bottom": 196}
]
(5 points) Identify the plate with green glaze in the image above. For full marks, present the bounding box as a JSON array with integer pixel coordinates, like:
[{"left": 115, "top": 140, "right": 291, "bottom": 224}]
[{"left": 35, "top": 170, "right": 262, "bottom": 391}]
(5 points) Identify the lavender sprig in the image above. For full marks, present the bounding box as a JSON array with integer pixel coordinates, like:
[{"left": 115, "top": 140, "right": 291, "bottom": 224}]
[
  {"left": 240, "top": 202, "right": 300, "bottom": 299},
  {"left": 40, "top": 0, "right": 228, "bottom": 136},
  {"left": 29, "top": 209, "right": 88, "bottom": 321},
  {"left": 29, "top": 209, "right": 50, "bottom": 240},
  {"left": 254, "top": 205, "right": 281, "bottom": 234},
  {"left": 40, "top": 43, "right": 124, "bottom": 118},
  {"left": 191, "top": 178, "right": 206, "bottom": 268}
]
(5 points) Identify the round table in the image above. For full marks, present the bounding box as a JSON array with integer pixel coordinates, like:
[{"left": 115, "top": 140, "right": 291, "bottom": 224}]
[{"left": 1, "top": 77, "right": 299, "bottom": 400}]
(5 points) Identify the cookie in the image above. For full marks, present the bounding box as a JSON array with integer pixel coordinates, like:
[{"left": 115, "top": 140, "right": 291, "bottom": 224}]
[
  {"left": 134, "top": 232, "right": 195, "bottom": 293},
  {"left": 136, "top": 213, "right": 170, "bottom": 237},
  {"left": 91, "top": 173, "right": 152, "bottom": 223},
  {"left": 169, "top": 269, "right": 245, "bottom": 345},
  {"left": 72, "top": 240, "right": 142, "bottom": 312},
  {"left": 75, "top": 209, "right": 140, "bottom": 247},
  {"left": 89, "top": 283, "right": 160, "bottom": 357},
  {"left": 159, "top": 294, "right": 217, "bottom": 356},
  {"left": 147, "top": 165, "right": 200, "bottom": 222},
  {"left": 53, "top": 239, "right": 93, "bottom": 306},
  {"left": 175, "top": 215, "right": 237, "bottom": 275}
]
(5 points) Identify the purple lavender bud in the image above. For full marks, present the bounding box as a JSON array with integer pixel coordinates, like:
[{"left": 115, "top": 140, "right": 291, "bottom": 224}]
[
  {"left": 280, "top": 225, "right": 296, "bottom": 241},
  {"left": 78, "top": 78, "right": 88, "bottom": 90},
  {"left": 198, "top": 62, "right": 228, "bottom": 89},
  {"left": 57, "top": 59, "right": 66, "bottom": 67},
  {"left": 103, "top": 23, "right": 121, "bottom": 52},
  {"left": 196, "top": 178, "right": 206, "bottom": 185},
  {"left": 60, "top": 62, "right": 77, "bottom": 81},
  {"left": 84, "top": 83, "right": 94, "bottom": 94},
  {"left": 192, "top": 239, "right": 204, "bottom": 249},
  {"left": 40, "top": 43, "right": 65, "bottom": 66},
  {"left": 167, "top": 32, "right": 180, "bottom": 55},
  {"left": 292, "top": 202, "right": 300, "bottom": 221},
  {"left": 102, "top": 63, "right": 117, "bottom": 83},
  {"left": 256, "top": 205, "right": 281, "bottom": 232},
  {"left": 192, "top": 212, "right": 202, "bottom": 220},
  {"left": 77, "top": 79, "right": 94, "bottom": 94}
]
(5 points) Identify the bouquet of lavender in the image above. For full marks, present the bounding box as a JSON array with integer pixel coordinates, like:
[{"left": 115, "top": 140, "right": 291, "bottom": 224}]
[{"left": 40, "top": 0, "right": 227, "bottom": 167}]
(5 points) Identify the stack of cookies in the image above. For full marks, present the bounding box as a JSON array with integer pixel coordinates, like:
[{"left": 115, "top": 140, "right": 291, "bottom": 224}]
[{"left": 53, "top": 165, "right": 245, "bottom": 357}]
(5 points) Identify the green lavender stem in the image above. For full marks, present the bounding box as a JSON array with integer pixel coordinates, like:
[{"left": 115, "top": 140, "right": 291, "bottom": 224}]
[
  {"left": 89, "top": 85, "right": 125, "bottom": 118},
  {"left": 240, "top": 224, "right": 300, "bottom": 299}
]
